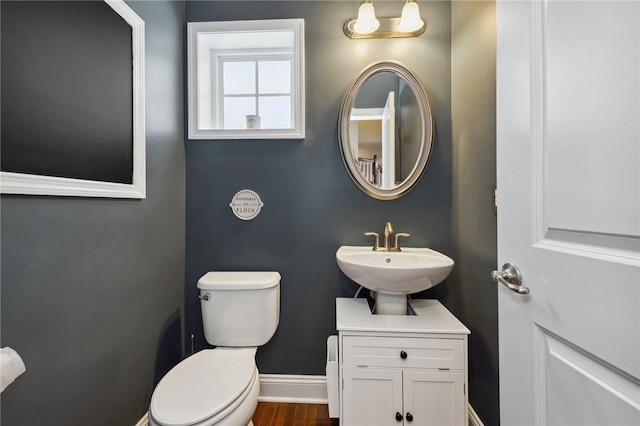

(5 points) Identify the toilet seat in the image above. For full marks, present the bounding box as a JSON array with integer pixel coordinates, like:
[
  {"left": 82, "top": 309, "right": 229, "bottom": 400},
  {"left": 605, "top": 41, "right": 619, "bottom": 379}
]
[{"left": 150, "top": 348, "right": 257, "bottom": 426}]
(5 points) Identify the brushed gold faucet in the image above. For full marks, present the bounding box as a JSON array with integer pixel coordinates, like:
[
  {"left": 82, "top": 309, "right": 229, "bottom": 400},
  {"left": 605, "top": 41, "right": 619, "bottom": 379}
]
[
  {"left": 364, "top": 222, "right": 411, "bottom": 252},
  {"left": 384, "top": 222, "right": 394, "bottom": 251}
]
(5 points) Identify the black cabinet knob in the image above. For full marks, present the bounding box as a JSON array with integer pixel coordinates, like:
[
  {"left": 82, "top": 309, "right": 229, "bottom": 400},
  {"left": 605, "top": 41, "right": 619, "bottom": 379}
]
[
  {"left": 395, "top": 412, "right": 403, "bottom": 421},
  {"left": 406, "top": 412, "right": 414, "bottom": 422},
  {"left": 400, "top": 350, "right": 408, "bottom": 359}
]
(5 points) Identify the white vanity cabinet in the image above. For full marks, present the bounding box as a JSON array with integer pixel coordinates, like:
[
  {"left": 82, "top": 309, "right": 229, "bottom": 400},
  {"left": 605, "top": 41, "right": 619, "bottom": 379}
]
[{"left": 336, "top": 298, "right": 470, "bottom": 426}]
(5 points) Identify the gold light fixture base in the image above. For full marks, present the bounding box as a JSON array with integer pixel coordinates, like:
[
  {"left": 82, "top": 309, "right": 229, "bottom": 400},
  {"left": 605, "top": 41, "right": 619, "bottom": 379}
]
[{"left": 343, "top": 17, "right": 426, "bottom": 39}]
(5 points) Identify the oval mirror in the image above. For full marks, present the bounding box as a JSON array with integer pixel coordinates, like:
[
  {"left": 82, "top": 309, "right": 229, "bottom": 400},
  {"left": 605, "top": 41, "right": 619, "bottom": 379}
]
[{"left": 339, "top": 61, "right": 434, "bottom": 200}]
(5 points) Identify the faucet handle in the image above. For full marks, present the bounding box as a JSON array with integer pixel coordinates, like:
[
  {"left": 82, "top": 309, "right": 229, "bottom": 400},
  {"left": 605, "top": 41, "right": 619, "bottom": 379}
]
[
  {"left": 364, "top": 232, "right": 380, "bottom": 251},
  {"left": 394, "top": 233, "right": 411, "bottom": 251}
]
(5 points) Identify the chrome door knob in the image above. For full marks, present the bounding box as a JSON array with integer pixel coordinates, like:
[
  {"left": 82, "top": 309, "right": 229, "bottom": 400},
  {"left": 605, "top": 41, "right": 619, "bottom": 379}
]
[{"left": 491, "top": 263, "right": 530, "bottom": 295}]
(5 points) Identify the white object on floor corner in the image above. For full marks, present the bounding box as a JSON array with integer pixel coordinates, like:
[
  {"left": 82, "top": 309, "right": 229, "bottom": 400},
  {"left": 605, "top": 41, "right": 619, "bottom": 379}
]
[{"left": 1, "top": 347, "right": 26, "bottom": 392}]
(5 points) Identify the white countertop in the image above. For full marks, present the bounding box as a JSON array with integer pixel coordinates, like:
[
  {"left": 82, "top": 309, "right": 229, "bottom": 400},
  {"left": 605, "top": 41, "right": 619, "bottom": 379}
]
[{"left": 336, "top": 298, "right": 470, "bottom": 335}]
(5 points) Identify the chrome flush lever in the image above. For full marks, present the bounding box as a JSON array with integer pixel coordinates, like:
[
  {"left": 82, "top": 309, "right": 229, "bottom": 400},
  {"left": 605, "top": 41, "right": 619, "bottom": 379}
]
[
  {"left": 491, "top": 263, "right": 530, "bottom": 295},
  {"left": 199, "top": 293, "right": 211, "bottom": 301}
]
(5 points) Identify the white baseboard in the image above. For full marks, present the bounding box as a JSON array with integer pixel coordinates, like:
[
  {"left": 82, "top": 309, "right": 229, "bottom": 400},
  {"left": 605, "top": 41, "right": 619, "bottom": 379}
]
[
  {"left": 258, "top": 374, "right": 486, "bottom": 426},
  {"left": 134, "top": 412, "right": 149, "bottom": 426},
  {"left": 136, "top": 375, "right": 485, "bottom": 426},
  {"left": 468, "top": 404, "right": 485, "bottom": 426},
  {"left": 260, "top": 374, "right": 486, "bottom": 426},
  {"left": 258, "top": 374, "right": 328, "bottom": 404}
]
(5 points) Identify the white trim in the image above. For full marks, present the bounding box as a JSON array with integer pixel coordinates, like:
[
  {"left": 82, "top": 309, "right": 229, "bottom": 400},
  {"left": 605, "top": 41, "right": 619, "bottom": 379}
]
[
  {"left": 258, "top": 374, "right": 328, "bottom": 404},
  {"left": 0, "top": 172, "right": 145, "bottom": 199},
  {"left": 1, "top": 0, "right": 145, "bottom": 199},
  {"left": 468, "top": 403, "right": 485, "bottom": 426},
  {"left": 137, "top": 379, "right": 484, "bottom": 425},
  {"left": 134, "top": 412, "right": 148, "bottom": 426}
]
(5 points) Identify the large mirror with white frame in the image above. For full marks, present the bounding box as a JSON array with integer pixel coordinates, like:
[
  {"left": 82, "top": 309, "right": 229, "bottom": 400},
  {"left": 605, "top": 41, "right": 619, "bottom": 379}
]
[
  {"left": 187, "top": 19, "right": 305, "bottom": 140},
  {"left": 339, "top": 61, "right": 433, "bottom": 200},
  {"left": 0, "top": 0, "right": 145, "bottom": 199}
]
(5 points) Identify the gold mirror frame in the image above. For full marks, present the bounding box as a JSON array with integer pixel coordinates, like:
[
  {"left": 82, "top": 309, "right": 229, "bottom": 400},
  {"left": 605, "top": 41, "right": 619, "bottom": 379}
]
[{"left": 338, "top": 61, "right": 434, "bottom": 200}]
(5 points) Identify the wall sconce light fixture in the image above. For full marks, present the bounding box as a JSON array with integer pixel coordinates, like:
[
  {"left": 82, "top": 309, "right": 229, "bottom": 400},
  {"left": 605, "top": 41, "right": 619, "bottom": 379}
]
[
  {"left": 344, "top": 0, "right": 426, "bottom": 39},
  {"left": 353, "top": 1, "right": 380, "bottom": 34}
]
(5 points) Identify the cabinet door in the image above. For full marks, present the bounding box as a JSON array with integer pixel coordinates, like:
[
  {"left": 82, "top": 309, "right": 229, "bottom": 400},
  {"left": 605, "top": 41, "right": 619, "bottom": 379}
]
[
  {"left": 342, "top": 368, "right": 403, "bottom": 426},
  {"left": 403, "top": 370, "right": 465, "bottom": 426}
]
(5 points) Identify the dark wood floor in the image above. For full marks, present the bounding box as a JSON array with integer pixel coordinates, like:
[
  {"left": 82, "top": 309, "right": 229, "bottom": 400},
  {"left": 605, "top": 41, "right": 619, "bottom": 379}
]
[{"left": 253, "top": 402, "right": 339, "bottom": 426}]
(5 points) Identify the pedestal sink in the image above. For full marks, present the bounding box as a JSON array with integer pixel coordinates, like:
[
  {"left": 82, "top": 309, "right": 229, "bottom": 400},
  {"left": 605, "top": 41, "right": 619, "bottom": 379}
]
[{"left": 336, "top": 246, "right": 454, "bottom": 315}]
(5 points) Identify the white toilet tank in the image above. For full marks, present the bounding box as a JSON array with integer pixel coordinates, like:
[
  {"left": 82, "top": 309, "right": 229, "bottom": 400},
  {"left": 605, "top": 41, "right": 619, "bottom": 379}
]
[{"left": 197, "top": 271, "right": 280, "bottom": 347}]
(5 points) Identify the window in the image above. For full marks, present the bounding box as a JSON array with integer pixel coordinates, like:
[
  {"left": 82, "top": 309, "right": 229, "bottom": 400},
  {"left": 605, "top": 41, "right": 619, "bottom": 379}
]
[
  {"left": 188, "top": 19, "right": 305, "bottom": 140},
  {"left": 219, "top": 56, "right": 292, "bottom": 129}
]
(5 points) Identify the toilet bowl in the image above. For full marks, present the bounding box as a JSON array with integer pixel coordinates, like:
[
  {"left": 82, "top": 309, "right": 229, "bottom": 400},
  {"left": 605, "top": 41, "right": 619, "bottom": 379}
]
[
  {"left": 149, "top": 271, "right": 280, "bottom": 426},
  {"left": 149, "top": 348, "right": 259, "bottom": 426}
]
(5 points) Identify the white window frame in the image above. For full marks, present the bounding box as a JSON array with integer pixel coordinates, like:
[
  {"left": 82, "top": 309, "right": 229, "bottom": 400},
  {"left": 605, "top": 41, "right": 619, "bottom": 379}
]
[{"left": 187, "top": 19, "right": 305, "bottom": 140}]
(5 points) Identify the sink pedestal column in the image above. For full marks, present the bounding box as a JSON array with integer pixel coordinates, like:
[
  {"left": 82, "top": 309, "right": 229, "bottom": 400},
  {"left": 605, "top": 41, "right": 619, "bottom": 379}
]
[{"left": 374, "top": 293, "right": 408, "bottom": 315}]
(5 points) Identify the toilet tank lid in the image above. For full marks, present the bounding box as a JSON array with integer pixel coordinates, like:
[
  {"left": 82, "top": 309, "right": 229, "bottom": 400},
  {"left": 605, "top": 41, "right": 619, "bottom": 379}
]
[{"left": 197, "top": 271, "right": 281, "bottom": 290}]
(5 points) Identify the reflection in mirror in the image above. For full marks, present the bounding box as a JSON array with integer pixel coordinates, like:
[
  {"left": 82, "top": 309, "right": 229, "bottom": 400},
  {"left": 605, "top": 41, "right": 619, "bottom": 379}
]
[
  {"left": 350, "top": 72, "right": 422, "bottom": 189},
  {"left": 188, "top": 19, "right": 305, "bottom": 140},
  {"left": 339, "top": 62, "right": 433, "bottom": 200}
]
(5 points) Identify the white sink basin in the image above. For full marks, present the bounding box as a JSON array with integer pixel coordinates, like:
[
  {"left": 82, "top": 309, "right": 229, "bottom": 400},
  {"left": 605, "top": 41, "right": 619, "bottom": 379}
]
[{"left": 336, "top": 246, "right": 454, "bottom": 295}]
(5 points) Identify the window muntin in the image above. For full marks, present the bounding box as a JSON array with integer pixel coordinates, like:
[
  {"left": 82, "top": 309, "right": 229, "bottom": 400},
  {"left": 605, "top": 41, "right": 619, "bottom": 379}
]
[{"left": 218, "top": 54, "right": 293, "bottom": 130}]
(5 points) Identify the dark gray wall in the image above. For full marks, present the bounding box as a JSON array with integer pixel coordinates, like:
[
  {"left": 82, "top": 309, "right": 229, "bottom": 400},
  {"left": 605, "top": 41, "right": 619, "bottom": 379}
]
[
  {"left": 185, "top": 1, "right": 453, "bottom": 375},
  {"left": 451, "top": 2, "right": 499, "bottom": 425},
  {"left": 354, "top": 72, "right": 400, "bottom": 108},
  {"left": 0, "top": 1, "right": 185, "bottom": 425}
]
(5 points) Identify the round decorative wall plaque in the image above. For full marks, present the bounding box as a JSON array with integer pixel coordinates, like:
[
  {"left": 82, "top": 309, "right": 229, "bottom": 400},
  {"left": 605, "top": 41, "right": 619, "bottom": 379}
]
[{"left": 229, "top": 189, "right": 264, "bottom": 220}]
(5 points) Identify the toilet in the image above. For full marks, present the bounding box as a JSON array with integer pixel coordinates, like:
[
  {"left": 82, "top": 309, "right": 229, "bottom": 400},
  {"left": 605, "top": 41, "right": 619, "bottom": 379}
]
[{"left": 149, "top": 271, "right": 281, "bottom": 426}]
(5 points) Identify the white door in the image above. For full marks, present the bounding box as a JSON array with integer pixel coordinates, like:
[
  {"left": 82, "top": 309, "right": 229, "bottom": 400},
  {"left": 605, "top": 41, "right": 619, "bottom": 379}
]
[
  {"left": 342, "top": 368, "right": 403, "bottom": 426},
  {"left": 381, "top": 91, "right": 396, "bottom": 189},
  {"left": 403, "top": 370, "right": 465, "bottom": 426},
  {"left": 496, "top": 0, "right": 640, "bottom": 424}
]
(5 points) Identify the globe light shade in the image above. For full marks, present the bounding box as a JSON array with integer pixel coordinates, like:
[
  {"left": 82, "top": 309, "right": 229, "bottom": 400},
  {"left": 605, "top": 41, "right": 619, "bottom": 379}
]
[
  {"left": 397, "top": 1, "right": 424, "bottom": 33},
  {"left": 353, "top": 2, "right": 380, "bottom": 34}
]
